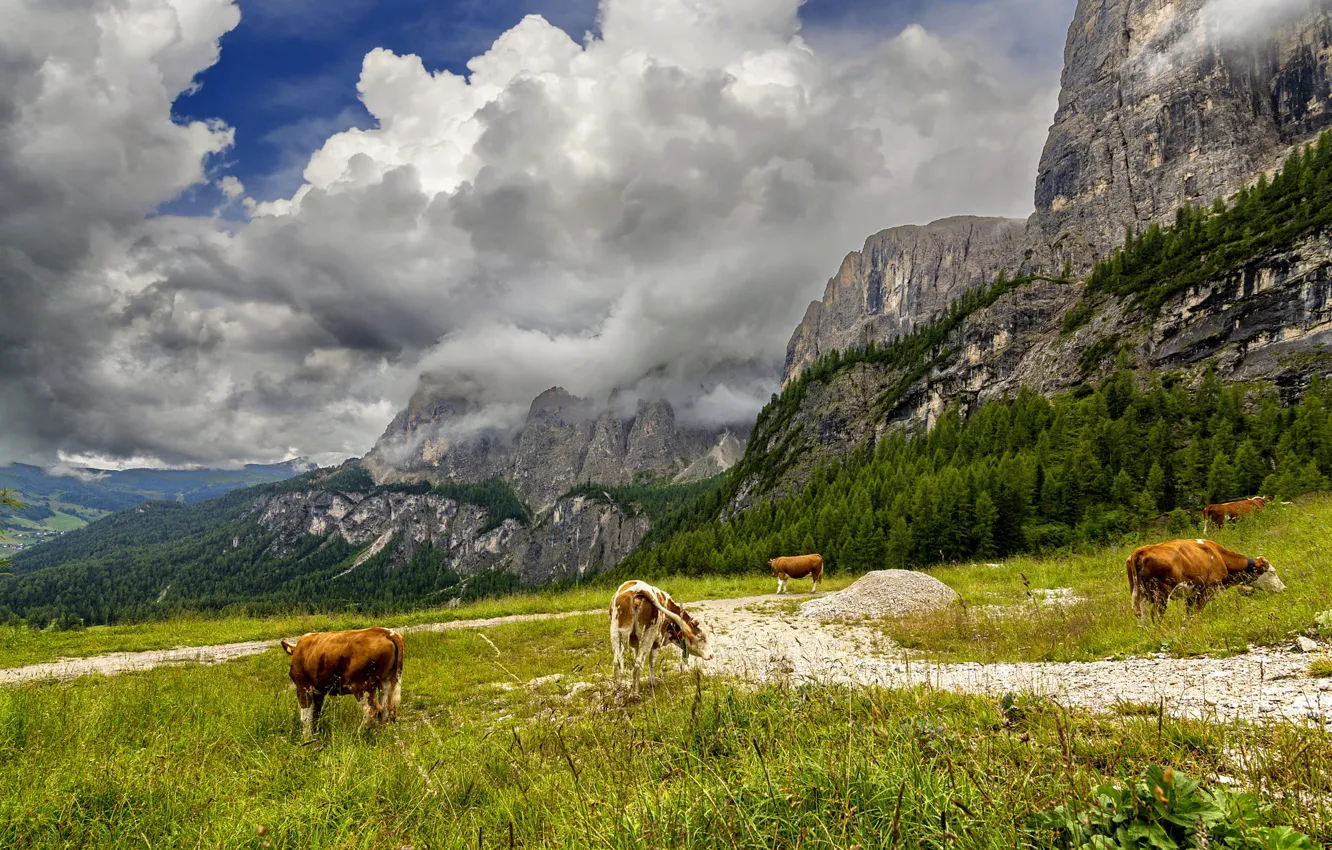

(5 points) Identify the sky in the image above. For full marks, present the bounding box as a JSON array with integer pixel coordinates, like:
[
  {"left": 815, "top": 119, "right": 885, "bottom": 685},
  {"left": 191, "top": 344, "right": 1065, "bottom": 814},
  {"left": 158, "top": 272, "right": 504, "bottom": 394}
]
[{"left": 0, "top": 0, "right": 1082, "bottom": 471}]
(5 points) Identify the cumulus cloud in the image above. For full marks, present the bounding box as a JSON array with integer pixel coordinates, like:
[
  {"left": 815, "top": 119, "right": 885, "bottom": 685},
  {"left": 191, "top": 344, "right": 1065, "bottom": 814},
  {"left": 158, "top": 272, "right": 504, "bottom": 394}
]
[{"left": 0, "top": 0, "right": 1064, "bottom": 467}]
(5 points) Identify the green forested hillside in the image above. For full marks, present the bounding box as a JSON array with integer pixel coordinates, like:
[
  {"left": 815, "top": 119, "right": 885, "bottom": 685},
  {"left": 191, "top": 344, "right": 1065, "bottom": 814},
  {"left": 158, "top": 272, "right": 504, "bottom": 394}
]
[
  {"left": 616, "top": 369, "right": 1332, "bottom": 579},
  {"left": 0, "top": 473, "right": 531, "bottom": 627}
]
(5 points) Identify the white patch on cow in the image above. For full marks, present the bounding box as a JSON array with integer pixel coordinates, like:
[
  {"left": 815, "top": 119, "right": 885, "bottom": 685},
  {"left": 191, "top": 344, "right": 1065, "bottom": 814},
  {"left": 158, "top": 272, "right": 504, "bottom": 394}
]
[
  {"left": 1195, "top": 539, "right": 1206, "bottom": 545},
  {"left": 299, "top": 705, "right": 314, "bottom": 737}
]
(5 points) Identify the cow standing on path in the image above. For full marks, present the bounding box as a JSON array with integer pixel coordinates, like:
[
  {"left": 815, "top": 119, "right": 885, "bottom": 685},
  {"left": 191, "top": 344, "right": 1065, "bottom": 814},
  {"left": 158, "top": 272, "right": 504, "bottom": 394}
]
[
  {"left": 1202, "top": 496, "right": 1272, "bottom": 531},
  {"left": 280, "top": 627, "right": 405, "bottom": 739},
  {"left": 768, "top": 554, "right": 823, "bottom": 594},
  {"left": 610, "top": 580, "right": 712, "bottom": 691},
  {"left": 1127, "top": 538, "right": 1284, "bottom": 621}
]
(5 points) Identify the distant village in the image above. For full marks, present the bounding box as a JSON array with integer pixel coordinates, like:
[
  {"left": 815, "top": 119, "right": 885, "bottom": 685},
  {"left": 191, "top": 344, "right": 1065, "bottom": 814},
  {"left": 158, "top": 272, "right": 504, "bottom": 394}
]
[{"left": 0, "top": 529, "right": 67, "bottom": 550}]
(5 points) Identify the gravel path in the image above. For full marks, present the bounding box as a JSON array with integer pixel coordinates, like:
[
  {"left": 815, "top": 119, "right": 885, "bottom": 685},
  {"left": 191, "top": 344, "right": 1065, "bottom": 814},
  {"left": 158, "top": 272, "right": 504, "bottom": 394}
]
[
  {"left": 0, "top": 609, "right": 601, "bottom": 686},
  {"left": 689, "top": 595, "right": 1332, "bottom": 726},
  {"left": 4, "top": 595, "right": 1330, "bottom": 728}
]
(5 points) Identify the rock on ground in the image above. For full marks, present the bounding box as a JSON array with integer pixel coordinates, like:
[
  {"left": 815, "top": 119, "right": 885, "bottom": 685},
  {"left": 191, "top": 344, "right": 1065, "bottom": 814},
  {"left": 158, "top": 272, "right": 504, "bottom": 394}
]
[{"left": 799, "top": 570, "right": 959, "bottom": 620}]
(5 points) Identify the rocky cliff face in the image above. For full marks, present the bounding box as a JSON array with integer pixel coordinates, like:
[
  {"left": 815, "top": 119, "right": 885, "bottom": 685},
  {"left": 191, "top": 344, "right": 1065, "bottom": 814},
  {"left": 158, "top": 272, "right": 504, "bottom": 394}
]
[
  {"left": 783, "top": 216, "right": 1029, "bottom": 384},
  {"left": 254, "top": 487, "right": 649, "bottom": 588},
  {"left": 364, "top": 385, "right": 742, "bottom": 511},
  {"left": 736, "top": 232, "right": 1332, "bottom": 508},
  {"left": 1030, "top": 0, "right": 1332, "bottom": 266}
]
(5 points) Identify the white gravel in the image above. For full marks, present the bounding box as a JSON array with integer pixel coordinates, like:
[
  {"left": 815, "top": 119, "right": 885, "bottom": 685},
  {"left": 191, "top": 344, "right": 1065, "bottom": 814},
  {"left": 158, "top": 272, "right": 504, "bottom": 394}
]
[
  {"left": 5, "top": 594, "right": 1331, "bottom": 729},
  {"left": 798, "top": 569, "right": 960, "bottom": 620},
  {"left": 689, "top": 594, "right": 1332, "bottom": 726}
]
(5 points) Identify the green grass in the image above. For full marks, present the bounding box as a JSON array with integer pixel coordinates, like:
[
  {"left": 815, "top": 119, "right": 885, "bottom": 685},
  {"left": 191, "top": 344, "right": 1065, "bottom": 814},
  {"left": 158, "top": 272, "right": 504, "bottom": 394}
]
[
  {"left": 0, "top": 614, "right": 1326, "bottom": 848},
  {"left": 0, "top": 573, "right": 855, "bottom": 669},
  {"left": 1308, "top": 656, "right": 1332, "bottom": 678},
  {"left": 880, "top": 494, "right": 1332, "bottom": 663}
]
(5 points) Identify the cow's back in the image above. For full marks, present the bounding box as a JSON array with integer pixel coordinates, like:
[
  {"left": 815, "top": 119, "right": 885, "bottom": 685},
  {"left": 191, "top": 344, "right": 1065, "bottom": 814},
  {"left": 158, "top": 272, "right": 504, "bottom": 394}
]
[
  {"left": 1131, "top": 539, "right": 1227, "bottom": 588},
  {"left": 771, "top": 554, "right": 822, "bottom": 577},
  {"left": 289, "top": 627, "right": 400, "bottom": 694}
]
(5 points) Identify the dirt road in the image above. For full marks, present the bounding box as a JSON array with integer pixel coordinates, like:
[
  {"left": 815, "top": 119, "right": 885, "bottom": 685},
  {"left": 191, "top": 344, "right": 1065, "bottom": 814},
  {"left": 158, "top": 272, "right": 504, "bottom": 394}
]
[
  {"left": 0, "top": 609, "right": 601, "bottom": 686},
  {"left": 4, "top": 595, "right": 1330, "bottom": 727}
]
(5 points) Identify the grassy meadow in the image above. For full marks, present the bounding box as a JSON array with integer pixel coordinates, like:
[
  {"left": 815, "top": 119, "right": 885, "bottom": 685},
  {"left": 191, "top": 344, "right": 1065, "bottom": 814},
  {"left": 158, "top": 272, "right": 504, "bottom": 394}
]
[
  {"left": 1, "top": 612, "right": 1329, "bottom": 849},
  {"left": 880, "top": 494, "right": 1332, "bottom": 664},
  {"left": 0, "top": 573, "right": 858, "bottom": 669}
]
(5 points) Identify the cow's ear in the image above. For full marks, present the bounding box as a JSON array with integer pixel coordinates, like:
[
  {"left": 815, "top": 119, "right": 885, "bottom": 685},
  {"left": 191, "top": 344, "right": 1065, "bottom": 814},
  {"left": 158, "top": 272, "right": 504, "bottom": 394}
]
[{"left": 280, "top": 640, "right": 295, "bottom": 655}]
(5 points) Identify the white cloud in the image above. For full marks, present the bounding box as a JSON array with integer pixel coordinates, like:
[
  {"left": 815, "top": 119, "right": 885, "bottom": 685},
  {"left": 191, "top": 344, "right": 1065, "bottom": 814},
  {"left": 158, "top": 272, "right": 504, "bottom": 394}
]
[
  {"left": 0, "top": 0, "right": 1063, "bottom": 466},
  {"left": 1131, "top": 0, "right": 1314, "bottom": 77}
]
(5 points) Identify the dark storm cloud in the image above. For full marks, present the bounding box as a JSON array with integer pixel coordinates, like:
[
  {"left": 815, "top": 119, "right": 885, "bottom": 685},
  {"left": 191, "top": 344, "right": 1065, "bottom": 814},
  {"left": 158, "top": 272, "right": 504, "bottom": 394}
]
[{"left": 1, "top": 0, "right": 1073, "bottom": 467}]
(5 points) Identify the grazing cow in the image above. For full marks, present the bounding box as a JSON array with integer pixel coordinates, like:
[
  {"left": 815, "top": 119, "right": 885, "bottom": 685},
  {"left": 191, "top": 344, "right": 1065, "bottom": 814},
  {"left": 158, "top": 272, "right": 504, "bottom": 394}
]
[
  {"left": 279, "top": 627, "right": 405, "bottom": 739},
  {"left": 1202, "top": 496, "right": 1272, "bottom": 531},
  {"left": 768, "top": 554, "right": 824, "bottom": 594},
  {"left": 609, "top": 580, "right": 713, "bottom": 690},
  {"left": 1126, "top": 538, "right": 1284, "bottom": 621}
]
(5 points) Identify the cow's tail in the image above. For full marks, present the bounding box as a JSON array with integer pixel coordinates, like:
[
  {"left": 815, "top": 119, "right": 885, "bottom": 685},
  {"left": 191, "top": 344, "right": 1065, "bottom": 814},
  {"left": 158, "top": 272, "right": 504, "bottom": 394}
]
[
  {"left": 384, "top": 629, "right": 405, "bottom": 721},
  {"left": 1126, "top": 552, "right": 1144, "bottom": 621},
  {"left": 636, "top": 590, "right": 691, "bottom": 637}
]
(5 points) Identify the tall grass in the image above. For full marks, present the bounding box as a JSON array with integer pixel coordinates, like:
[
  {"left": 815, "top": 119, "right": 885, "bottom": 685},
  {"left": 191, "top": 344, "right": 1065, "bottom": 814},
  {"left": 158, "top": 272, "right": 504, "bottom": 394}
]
[
  {"left": 882, "top": 495, "right": 1332, "bottom": 662},
  {"left": 0, "top": 614, "right": 1326, "bottom": 848}
]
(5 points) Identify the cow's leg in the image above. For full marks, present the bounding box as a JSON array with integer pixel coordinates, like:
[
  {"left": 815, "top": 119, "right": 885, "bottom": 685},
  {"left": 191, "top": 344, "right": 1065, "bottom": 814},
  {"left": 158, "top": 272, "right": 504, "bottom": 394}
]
[
  {"left": 1188, "top": 586, "right": 1217, "bottom": 617},
  {"left": 811, "top": 574, "right": 820, "bottom": 594},
  {"left": 610, "top": 615, "right": 624, "bottom": 685},
  {"left": 296, "top": 687, "right": 316, "bottom": 739},
  {"left": 631, "top": 627, "right": 654, "bottom": 692},
  {"left": 357, "top": 689, "right": 384, "bottom": 727},
  {"left": 777, "top": 576, "right": 787, "bottom": 594},
  {"left": 648, "top": 644, "right": 659, "bottom": 688},
  {"left": 383, "top": 671, "right": 403, "bottom": 722}
]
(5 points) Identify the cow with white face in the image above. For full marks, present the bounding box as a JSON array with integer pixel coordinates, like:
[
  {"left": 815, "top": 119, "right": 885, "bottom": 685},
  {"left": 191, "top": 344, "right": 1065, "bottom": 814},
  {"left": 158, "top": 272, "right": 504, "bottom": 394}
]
[{"left": 609, "top": 580, "right": 713, "bottom": 691}]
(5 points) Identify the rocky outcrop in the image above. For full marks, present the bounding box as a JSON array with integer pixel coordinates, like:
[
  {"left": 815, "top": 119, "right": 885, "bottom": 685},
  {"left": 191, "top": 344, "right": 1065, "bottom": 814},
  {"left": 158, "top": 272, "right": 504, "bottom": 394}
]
[
  {"left": 736, "top": 231, "right": 1332, "bottom": 507},
  {"left": 675, "top": 431, "right": 745, "bottom": 482},
  {"left": 1029, "top": 0, "right": 1332, "bottom": 267},
  {"left": 365, "top": 385, "right": 742, "bottom": 511},
  {"left": 783, "top": 217, "right": 1029, "bottom": 384},
  {"left": 254, "top": 488, "right": 649, "bottom": 588}
]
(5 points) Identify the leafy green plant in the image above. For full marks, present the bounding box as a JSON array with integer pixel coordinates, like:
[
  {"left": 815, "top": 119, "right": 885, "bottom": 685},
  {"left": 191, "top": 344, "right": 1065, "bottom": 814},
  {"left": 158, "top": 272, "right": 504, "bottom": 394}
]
[
  {"left": 1314, "top": 610, "right": 1332, "bottom": 635},
  {"left": 1030, "top": 765, "right": 1313, "bottom": 849}
]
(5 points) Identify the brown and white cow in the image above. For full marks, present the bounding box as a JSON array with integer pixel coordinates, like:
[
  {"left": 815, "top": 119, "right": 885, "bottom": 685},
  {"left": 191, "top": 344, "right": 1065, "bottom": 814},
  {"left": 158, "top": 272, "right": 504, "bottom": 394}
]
[
  {"left": 609, "top": 580, "right": 712, "bottom": 690},
  {"left": 1126, "top": 538, "right": 1284, "bottom": 621},
  {"left": 279, "top": 627, "right": 405, "bottom": 738},
  {"left": 1202, "top": 496, "right": 1272, "bottom": 531},
  {"left": 768, "top": 554, "right": 823, "bottom": 594}
]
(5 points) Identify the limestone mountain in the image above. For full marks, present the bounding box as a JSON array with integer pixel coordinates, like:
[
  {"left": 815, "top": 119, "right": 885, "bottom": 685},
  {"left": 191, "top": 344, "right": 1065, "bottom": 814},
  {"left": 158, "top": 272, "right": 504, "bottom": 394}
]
[
  {"left": 783, "top": 217, "right": 1029, "bottom": 385},
  {"left": 1029, "top": 0, "right": 1332, "bottom": 265},
  {"left": 786, "top": 0, "right": 1332, "bottom": 386},
  {"left": 364, "top": 383, "right": 745, "bottom": 511}
]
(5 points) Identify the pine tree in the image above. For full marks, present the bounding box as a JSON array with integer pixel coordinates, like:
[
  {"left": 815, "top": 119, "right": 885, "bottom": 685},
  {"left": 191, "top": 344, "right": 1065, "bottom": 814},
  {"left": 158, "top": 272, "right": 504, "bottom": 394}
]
[
  {"left": 1232, "top": 440, "right": 1267, "bottom": 497},
  {"left": 1206, "top": 451, "right": 1235, "bottom": 504},
  {"left": 1144, "top": 461, "right": 1168, "bottom": 510},
  {"left": 972, "top": 491, "right": 999, "bottom": 559}
]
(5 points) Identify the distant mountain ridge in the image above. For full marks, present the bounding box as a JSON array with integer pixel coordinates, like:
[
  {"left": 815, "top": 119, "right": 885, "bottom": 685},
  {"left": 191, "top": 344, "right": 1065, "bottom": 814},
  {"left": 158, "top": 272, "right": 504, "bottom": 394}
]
[
  {"left": 364, "top": 384, "right": 748, "bottom": 511},
  {"left": 0, "top": 459, "right": 314, "bottom": 513}
]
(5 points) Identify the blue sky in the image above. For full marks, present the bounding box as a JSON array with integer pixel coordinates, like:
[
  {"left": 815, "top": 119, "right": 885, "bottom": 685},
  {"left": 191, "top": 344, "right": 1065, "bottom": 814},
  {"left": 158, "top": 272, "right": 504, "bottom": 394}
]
[{"left": 172, "top": 0, "right": 1070, "bottom": 213}]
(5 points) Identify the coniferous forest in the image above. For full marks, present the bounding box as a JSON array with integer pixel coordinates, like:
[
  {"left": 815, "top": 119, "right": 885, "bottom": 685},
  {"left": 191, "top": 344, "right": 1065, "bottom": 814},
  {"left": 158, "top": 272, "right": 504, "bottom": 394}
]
[{"left": 614, "top": 369, "right": 1332, "bottom": 580}]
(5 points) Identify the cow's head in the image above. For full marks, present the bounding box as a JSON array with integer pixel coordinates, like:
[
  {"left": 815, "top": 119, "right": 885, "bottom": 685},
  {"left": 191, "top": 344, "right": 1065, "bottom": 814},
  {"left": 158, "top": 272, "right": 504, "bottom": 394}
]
[
  {"left": 1249, "top": 557, "right": 1286, "bottom": 593},
  {"left": 677, "top": 611, "right": 714, "bottom": 661}
]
